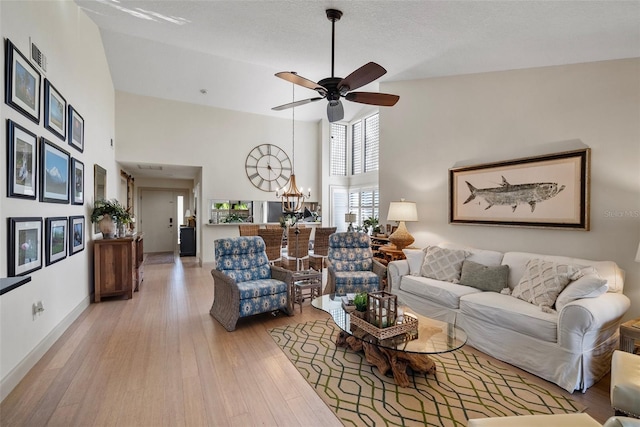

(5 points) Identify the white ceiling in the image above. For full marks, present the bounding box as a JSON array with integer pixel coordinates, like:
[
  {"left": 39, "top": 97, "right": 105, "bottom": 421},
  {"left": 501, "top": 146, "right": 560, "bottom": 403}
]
[{"left": 75, "top": 0, "right": 640, "bottom": 178}]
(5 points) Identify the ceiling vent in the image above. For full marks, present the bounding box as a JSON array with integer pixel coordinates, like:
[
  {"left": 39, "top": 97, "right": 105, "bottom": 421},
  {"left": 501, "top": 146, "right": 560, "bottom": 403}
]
[
  {"left": 30, "top": 39, "right": 46, "bottom": 72},
  {"left": 137, "top": 164, "right": 163, "bottom": 170}
]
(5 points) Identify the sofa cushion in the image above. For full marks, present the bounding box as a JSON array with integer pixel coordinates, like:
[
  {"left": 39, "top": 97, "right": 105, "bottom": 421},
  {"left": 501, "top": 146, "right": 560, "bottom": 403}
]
[
  {"left": 459, "top": 260, "right": 509, "bottom": 292},
  {"left": 402, "top": 248, "right": 425, "bottom": 275},
  {"left": 439, "top": 242, "right": 504, "bottom": 266},
  {"left": 420, "top": 246, "right": 468, "bottom": 283},
  {"left": 555, "top": 267, "right": 608, "bottom": 311},
  {"left": 399, "top": 275, "right": 481, "bottom": 309},
  {"left": 460, "top": 292, "right": 558, "bottom": 342},
  {"left": 501, "top": 251, "right": 623, "bottom": 293},
  {"left": 511, "top": 259, "right": 580, "bottom": 311}
]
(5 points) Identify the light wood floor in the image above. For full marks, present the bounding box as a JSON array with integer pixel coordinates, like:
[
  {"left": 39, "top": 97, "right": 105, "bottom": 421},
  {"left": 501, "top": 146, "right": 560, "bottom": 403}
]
[{"left": 1, "top": 257, "right": 614, "bottom": 426}]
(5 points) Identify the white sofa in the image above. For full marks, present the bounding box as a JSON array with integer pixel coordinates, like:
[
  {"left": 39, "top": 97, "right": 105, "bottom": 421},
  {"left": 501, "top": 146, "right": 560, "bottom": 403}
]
[{"left": 388, "top": 242, "right": 631, "bottom": 393}]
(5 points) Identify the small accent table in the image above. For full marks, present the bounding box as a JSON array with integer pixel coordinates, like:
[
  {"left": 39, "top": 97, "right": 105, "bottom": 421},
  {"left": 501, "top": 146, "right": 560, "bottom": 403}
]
[
  {"left": 379, "top": 245, "right": 408, "bottom": 263},
  {"left": 291, "top": 269, "right": 322, "bottom": 313},
  {"left": 620, "top": 318, "right": 640, "bottom": 353}
]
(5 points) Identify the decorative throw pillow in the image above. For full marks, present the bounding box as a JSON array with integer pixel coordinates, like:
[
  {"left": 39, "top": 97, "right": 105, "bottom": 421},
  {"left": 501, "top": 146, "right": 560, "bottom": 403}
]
[
  {"left": 555, "top": 267, "right": 608, "bottom": 311},
  {"left": 402, "top": 248, "right": 425, "bottom": 276},
  {"left": 511, "top": 259, "right": 580, "bottom": 311},
  {"left": 420, "top": 246, "right": 468, "bottom": 283},
  {"left": 459, "top": 260, "right": 509, "bottom": 292}
]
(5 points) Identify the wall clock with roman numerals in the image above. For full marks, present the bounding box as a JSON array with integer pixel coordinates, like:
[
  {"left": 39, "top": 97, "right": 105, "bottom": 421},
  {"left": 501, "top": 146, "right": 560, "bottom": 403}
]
[{"left": 245, "top": 144, "right": 292, "bottom": 192}]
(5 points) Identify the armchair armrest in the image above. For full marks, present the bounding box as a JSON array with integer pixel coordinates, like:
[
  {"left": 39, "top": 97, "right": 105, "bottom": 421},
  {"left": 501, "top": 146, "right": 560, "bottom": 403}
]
[
  {"left": 271, "top": 265, "right": 294, "bottom": 314},
  {"left": 270, "top": 265, "right": 293, "bottom": 283},
  {"left": 210, "top": 269, "right": 241, "bottom": 331},
  {"left": 324, "top": 259, "right": 336, "bottom": 295},
  {"left": 372, "top": 259, "right": 387, "bottom": 291},
  {"left": 559, "top": 292, "right": 631, "bottom": 351}
]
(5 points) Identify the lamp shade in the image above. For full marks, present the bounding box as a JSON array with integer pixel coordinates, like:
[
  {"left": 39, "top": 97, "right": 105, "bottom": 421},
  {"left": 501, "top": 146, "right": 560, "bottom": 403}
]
[
  {"left": 184, "top": 209, "right": 192, "bottom": 217},
  {"left": 387, "top": 200, "right": 418, "bottom": 222},
  {"left": 345, "top": 213, "right": 357, "bottom": 223}
]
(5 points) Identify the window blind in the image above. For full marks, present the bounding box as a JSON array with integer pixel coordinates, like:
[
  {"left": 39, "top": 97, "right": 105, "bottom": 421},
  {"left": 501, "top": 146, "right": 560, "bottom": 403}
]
[
  {"left": 330, "top": 123, "right": 347, "bottom": 176},
  {"left": 364, "top": 114, "right": 379, "bottom": 172}
]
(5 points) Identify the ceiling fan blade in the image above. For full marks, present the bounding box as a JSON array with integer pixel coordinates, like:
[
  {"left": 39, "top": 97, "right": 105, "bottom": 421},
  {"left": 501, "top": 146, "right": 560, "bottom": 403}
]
[
  {"left": 345, "top": 92, "right": 399, "bottom": 107},
  {"left": 327, "top": 100, "right": 344, "bottom": 123},
  {"left": 272, "top": 97, "right": 324, "bottom": 111},
  {"left": 275, "top": 72, "right": 327, "bottom": 95},
  {"left": 338, "top": 62, "right": 387, "bottom": 92}
]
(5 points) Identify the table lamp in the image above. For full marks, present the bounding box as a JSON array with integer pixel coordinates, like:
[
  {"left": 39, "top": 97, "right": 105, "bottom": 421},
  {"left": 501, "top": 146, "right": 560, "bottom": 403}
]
[
  {"left": 386, "top": 199, "right": 418, "bottom": 251},
  {"left": 345, "top": 213, "right": 357, "bottom": 232}
]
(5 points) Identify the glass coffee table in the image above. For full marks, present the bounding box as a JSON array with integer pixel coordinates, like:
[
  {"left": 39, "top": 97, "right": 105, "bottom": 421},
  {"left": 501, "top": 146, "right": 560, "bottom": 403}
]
[{"left": 312, "top": 294, "right": 467, "bottom": 387}]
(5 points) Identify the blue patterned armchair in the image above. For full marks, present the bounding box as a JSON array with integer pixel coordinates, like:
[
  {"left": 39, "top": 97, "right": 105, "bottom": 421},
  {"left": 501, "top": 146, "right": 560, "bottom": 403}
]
[
  {"left": 210, "top": 236, "right": 292, "bottom": 331},
  {"left": 325, "top": 232, "right": 386, "bottom": 295}
]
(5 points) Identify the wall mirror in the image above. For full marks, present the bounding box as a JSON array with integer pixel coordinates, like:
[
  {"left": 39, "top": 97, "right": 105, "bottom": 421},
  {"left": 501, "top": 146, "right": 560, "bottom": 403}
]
[
  {"left": 94, "top": 164, "right": 106, "bottom": 233},
  {"left": 120, "top": 170, "right": 134, "bottom": 214}
]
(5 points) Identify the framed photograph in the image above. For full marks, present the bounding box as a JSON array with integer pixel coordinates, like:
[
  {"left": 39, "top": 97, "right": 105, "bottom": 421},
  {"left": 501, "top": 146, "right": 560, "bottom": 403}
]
[
  {"left": 44, "top": 79, "right": 67, "bottom": 141},
  {"left": 449, "top": 149, "right": 590, "bottom": 230},
  {"left": 4, "top": 39, "right": 41, "bottom": 124},
  {"left": 7, "top": 119, "right": 37, "bottom": 199},
  {"left": 71, "top": 158, "right": 84, "bottom": 205},
  {"left": 45, "top": 217, "right": 68, "bottom": 266},
  {"left": 69, "top": 215, "right": 85, "bottom": 255},
  {"left": 8, "top": 217, "right": 43, "bottom": 276},
  {"left": 68, "top": 105, "right": 84, "bottom": 152},
  {"left": 40, "top": 138, "right": 70, "bottom": 204}
]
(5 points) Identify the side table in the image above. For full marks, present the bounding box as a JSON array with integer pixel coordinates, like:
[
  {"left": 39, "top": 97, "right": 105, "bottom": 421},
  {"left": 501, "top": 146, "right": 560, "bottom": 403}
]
[
  {"left": 291, "top": 270, "right": 322, "bottom": 313},
  {"left": 620, "top": 318, "right": 640, "bottom": 353},
  {"left": 379, "top": 245, "right": 407, "bottom": 263}
]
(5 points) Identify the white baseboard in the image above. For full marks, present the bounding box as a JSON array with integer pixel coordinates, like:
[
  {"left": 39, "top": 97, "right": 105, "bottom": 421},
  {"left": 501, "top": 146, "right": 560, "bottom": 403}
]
[{"left": 0, "top": 296, "right": 90, "bottom": 402}]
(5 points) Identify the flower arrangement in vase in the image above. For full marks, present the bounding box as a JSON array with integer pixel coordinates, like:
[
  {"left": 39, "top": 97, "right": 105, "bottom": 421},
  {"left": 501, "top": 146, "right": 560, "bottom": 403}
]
[{"left": 91, "top": 198, "right": 131, "bottom": 238}]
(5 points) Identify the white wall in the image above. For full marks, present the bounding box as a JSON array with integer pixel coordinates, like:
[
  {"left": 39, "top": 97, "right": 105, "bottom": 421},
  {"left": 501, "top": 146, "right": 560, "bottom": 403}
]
[
  {"left": 380, "top": 59, "right": 640, "bottom": 320},
  {"left": 115, "top": 91, "right": 321, "bottom": 264},
  {"left": 0, "top": 1, "right": 116, "bottom": 400}
]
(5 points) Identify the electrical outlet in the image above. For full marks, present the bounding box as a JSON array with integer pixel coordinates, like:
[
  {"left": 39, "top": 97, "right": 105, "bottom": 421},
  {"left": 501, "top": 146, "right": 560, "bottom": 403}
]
[{"left": 32, "top": 301, "right": 44, "bottom": 316}]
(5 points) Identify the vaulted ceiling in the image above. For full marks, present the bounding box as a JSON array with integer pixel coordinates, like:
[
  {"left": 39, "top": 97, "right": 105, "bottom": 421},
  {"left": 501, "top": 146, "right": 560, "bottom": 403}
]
[{"left": 77, "top": 0, "right": 640, "bottom": 124}]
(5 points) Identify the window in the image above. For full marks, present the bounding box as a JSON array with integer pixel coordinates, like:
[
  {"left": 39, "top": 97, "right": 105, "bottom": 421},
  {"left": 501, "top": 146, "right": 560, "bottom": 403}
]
[
  {"left": 352, "top": 121, "right": 362, "bottom": 175},
  {"left": 364, "top": 114, "right": 379, "bottom": 173},
  {"left": 352, "top": 113, "right": 379, "bottom": 175},
  {"left": 330, "top": 123, "right": 346, "bottom": 176},
  {"left": 349, "top": 188, "right": 379, "bottom": 226},
  {"left": 328, "top": 113, "right": 379, "bottom": 229}
]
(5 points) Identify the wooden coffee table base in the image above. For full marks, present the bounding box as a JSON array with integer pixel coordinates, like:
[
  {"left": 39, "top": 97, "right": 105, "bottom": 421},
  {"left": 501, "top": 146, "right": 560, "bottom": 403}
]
[{"left": 336, "top": 331, "right": 437, "bottom": 387}]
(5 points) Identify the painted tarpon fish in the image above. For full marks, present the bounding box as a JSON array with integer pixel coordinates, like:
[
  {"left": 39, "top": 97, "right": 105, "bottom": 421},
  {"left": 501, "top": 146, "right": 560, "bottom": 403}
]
[{"left": 464, "top": 176, "right": 565, "bottom": 212}]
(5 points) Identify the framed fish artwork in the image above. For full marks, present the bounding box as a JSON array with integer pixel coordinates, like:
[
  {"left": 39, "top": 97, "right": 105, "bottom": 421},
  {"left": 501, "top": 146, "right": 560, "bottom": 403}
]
[{"left": 449, "top": 148, "right": 590, "bottom": 230}]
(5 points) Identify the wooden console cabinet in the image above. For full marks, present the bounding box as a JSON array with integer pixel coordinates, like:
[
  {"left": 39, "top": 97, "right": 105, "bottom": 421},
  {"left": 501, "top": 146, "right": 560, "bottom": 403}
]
[{"left": 93, "top": 233, "right": 143, "bottom": 302}]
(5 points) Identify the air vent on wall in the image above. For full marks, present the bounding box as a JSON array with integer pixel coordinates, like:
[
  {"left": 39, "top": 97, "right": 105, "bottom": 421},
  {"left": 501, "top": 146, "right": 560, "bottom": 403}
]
[{"left": 30, "top": 39, "right": 47, "bottom": 72}]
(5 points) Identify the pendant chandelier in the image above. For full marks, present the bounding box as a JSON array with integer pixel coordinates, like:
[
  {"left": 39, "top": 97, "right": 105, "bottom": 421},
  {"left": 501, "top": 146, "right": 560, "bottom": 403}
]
[{"left": 276, "top": 82, "right": 310, "bottom": 213}]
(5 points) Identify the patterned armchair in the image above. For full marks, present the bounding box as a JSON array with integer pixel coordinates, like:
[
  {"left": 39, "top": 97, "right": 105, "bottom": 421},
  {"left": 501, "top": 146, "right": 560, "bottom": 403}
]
[
  {"left": 325, "top": 232, "right": 386, "bottom": 295},
  {"left": 210, "top": 236, "right": 292, "bottom": 331}
]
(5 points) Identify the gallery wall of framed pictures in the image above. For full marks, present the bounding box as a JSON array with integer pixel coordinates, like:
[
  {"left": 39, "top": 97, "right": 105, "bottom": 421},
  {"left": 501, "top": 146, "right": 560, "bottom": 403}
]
[{"left": 4, "top": 38, "right": 88, "bottom": 277}]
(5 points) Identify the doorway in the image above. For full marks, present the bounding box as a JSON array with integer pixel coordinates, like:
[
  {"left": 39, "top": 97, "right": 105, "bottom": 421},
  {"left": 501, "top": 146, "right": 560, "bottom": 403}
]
[{"left": 139, "top": 189, "right": 189, "bottom": 253}]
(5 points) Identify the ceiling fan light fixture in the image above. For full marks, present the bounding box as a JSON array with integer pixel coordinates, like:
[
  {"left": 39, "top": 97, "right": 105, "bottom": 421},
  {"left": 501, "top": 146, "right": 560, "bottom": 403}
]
[{"left": 272, "top": 9, "right": 399, "bottom": 122}]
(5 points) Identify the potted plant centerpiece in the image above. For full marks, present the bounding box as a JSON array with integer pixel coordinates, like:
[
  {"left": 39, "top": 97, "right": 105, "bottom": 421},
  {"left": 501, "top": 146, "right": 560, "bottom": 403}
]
[
  {"left": 91, "top": 198, "right": 131, "bottom": 238},
  {"left": 362, "top": 216, "right": 381, "bottom": 235}
]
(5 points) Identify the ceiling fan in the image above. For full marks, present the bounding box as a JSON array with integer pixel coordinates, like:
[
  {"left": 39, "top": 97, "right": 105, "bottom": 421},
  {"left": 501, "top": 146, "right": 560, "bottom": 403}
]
[{"left": 272, "top": 8, "right": 400, "bottom": 123}]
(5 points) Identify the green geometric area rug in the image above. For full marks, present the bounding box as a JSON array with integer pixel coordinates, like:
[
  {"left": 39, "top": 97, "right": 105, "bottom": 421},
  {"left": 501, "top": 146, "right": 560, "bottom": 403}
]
[{"left": 269, "top": 319, "right": 584, "bottom": 427}]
